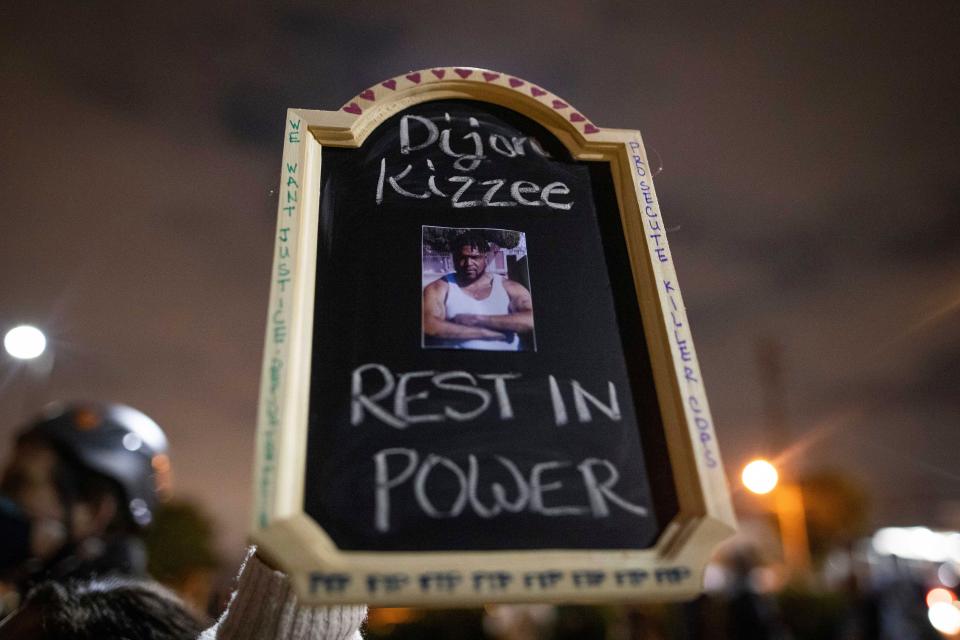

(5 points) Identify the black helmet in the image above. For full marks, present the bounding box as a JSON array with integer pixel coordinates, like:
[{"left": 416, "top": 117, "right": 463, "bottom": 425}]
[{"left": 20, "top": 402, "right": 170, "bottom": 528}]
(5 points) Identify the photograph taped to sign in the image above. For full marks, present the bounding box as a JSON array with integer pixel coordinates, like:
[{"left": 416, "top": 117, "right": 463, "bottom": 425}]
[
  {"left": 421, "top": 225, "right": 535, "bottom": 352},
  {"left": 253, "top": 67, "right": 736, "bottom": 606}
]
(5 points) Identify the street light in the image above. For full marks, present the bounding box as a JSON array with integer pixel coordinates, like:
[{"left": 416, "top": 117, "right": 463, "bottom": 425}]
[
  {"left": 742, "top": 459, "right": 779, "bottom": 495},
  {"left": 741, "top": 457, "right": 811, "bottom": 579},
  {"left": 4, "top": 325, "right": 47, "bottom": 360}
]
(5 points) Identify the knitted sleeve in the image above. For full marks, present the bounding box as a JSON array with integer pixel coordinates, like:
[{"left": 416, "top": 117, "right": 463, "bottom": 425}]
[{"left": 199, "top": 549, "right": 366, "bottom": 640}]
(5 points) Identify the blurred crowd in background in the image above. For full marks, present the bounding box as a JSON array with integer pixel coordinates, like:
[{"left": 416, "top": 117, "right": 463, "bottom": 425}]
[{"left": 1, "top": 397, "right": 958, "bottom": 638}]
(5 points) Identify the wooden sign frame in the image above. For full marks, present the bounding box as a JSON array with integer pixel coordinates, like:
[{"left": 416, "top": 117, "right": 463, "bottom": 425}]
[{"left": 252, "top": 66, "right": 735, "bottom": 605}]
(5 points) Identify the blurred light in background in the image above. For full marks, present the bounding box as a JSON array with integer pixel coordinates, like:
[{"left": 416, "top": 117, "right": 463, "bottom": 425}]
[
  {"left": 940, "top": 563, "right": 960, "bottom": 588},
  {"left": 928, "top": 601, "right": 960, "bottom": 636},
  {"left": 3, "top": 324, "right": 46, "bottom": 360},
  {"left": 701, "top": 562, "right": 728, "bottom": 593},
  {"left": 365, "top": 608, "right": 423, "bottom": 634},
  {"left": 872, "top": 527, "right": 960, "bottom": 563},
  {"left": 927, "top": 587, "right": 957, "bottom": 608},
  {"left": 741, "top": 459, "right": 779, "bottom": 495}
]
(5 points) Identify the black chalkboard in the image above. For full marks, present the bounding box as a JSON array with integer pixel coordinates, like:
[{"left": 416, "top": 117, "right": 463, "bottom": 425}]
[{"left": 303, "top": 99, "right": 677, "bottom": 552}]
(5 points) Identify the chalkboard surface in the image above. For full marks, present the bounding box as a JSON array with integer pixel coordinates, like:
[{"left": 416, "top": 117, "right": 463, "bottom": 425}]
[{"left": 303, "top": 99, "right": 677, "bottom": 551}]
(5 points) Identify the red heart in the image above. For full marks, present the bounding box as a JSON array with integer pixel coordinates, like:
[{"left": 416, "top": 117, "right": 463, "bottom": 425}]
[
  {"left": 583, "top": 124, "right": 600, "bottom": 134},
  {"left": 482, "top": 72, "right": 500, "bottom": 82},
  {"left": 551, "top": 99, "right": 568, "bottom": 109},
  {"left": 343, "top": 103, "right": 362, "bottom": 115},
  {"left": 570, "top": 112, "right": 585, "bottom": 122},
  {"left": 454, "top": 68, "right": 472, "bottom": 79},
  {"left": 530, "top": 86, "right": 546, "bottom": 97},
  {"left": 406, "top": 73, "right": 421, "bottom": 83},
  {"left": 359, "top": 89, "right": 375, "bottom": 101},
  {"left": 382, "top": 79, "right": 397, "bottom": 90},
  {"left": 508, "top": 77, "right": 525, "bottom": 88},
  {"left": 432, "top": 69, "right": 446, "bottom": 79}
]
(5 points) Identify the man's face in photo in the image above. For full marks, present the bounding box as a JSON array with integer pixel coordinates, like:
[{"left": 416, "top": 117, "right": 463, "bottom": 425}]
[{"left": 454, "top": 245, "right": 487, "bottom": 283}]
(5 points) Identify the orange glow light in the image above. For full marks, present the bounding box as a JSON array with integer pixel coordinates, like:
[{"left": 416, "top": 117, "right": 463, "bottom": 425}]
[
  {"left": 742, "top": 459, "right": 779, "bottom": 495},
  {"left": 927, "top": 587, "right": 958, "bottom": 608}
]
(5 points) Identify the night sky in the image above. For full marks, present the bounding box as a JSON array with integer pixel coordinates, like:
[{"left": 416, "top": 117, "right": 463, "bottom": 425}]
[{"left": 1, "top": 2, "right": 958, "bottom": 556}]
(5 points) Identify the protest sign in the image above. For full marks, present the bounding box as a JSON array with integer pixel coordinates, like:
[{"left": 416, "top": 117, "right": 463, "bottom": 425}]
[{"left": 253, "top": 67, "right": 735, "bottom": 605}]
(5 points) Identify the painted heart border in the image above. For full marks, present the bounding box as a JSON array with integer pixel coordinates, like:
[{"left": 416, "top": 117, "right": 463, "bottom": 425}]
[{"left": 341, "top": 66, "right": 601, "bottom": 135}]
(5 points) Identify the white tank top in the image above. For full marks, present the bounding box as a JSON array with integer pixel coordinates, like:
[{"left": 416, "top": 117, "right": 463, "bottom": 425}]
[{"left": 442, "top": 273, "right": 520, "bottom": 351}]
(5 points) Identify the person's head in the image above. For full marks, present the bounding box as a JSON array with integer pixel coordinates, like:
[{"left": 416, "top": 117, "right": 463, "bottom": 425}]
[
  {"left": 0, "top": 576, "right": 203, "bottom": 640},
  {"left": 0, "top": 402, "right": 169, "bottom": 579},
  {"left": 451, "top": 231, "right": 491, "bottom": 284}
]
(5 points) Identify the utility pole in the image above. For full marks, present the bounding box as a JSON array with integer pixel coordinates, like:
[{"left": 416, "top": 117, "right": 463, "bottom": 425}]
[
  {"left": 756, "top": 337, "right": 789, "bottom": 456},
  {"left": 755, "top": 337, "right": 810, "bottom": 580}
]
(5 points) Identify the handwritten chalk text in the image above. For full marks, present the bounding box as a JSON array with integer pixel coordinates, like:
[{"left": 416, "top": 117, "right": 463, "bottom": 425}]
[
  {"left": 375, "top": 113, "right": 573, "bottom": 210},
  {"left": 351, "top": 364, "right": 622, "bottom": 429},
  {"left": 373, "top": 448, "right": 648, "bottom": 532}
]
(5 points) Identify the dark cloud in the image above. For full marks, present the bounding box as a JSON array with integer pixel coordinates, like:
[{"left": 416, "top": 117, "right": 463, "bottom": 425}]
[
  {"left": 911, "top": 342, "right": 960, "bottom": 406},
  {"left": 219, "top": 80, "right": 292, "bottom": 146},
  {"left": 882, "top": 188, "right": 960, "bottom": 265}
]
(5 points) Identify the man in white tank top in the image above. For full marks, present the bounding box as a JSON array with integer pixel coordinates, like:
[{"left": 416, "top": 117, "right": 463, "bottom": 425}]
[{"left": 422, "top": 231, "right": 534, "bottom": 351}]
